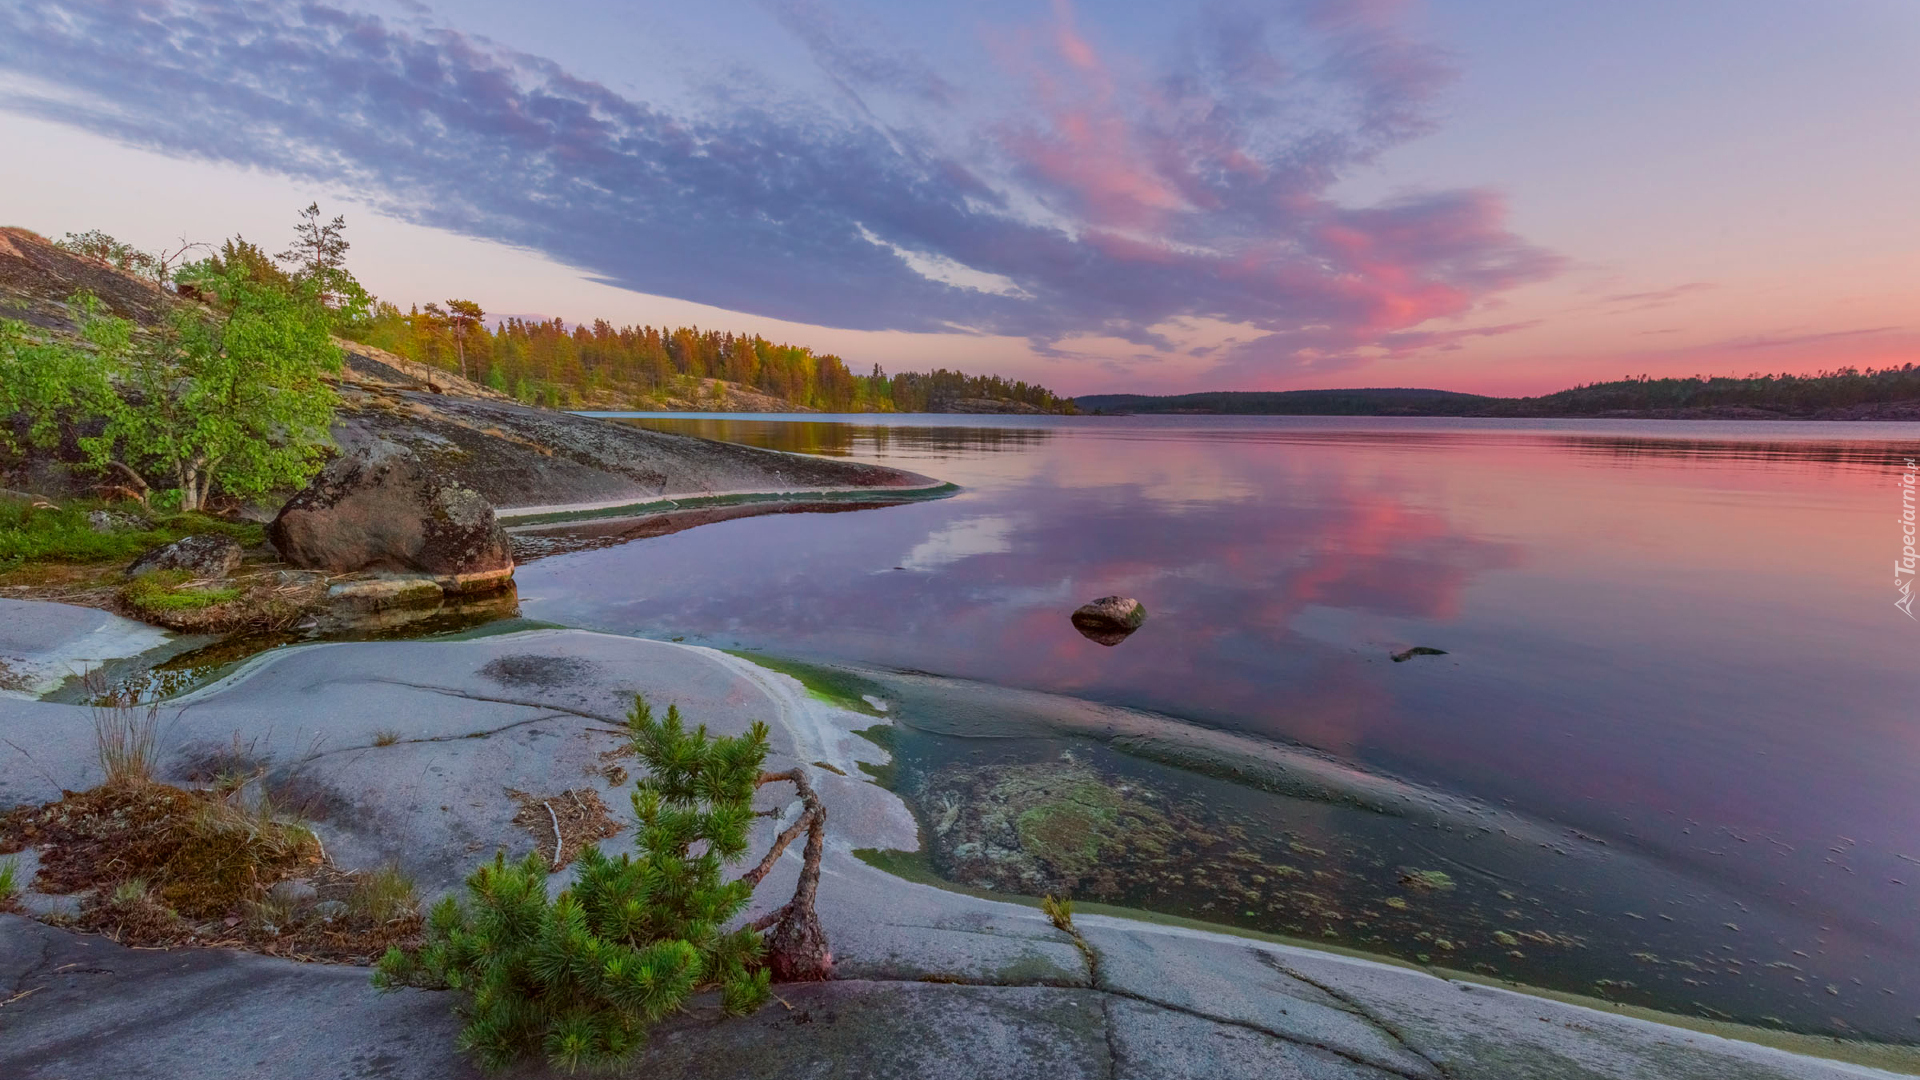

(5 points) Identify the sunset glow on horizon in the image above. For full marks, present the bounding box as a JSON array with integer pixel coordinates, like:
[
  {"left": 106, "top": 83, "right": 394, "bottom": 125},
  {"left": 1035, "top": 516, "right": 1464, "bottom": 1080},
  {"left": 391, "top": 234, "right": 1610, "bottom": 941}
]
[{"left": 1, "top": 0, "right": 1914, "bottom": 398}]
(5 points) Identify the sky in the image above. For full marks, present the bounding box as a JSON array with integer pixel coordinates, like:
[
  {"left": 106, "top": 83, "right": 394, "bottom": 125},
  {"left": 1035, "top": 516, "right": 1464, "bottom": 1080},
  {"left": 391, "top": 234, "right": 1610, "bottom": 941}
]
[{"left": 0, "top": 0, "right": 1914, "bottom": 397}]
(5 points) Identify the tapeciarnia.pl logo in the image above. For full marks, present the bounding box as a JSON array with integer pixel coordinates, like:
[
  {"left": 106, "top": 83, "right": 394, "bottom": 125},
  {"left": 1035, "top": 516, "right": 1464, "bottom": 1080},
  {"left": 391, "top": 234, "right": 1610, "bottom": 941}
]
[{"left": 1899, "top": 458, "right": 1918, "bottom": 619}]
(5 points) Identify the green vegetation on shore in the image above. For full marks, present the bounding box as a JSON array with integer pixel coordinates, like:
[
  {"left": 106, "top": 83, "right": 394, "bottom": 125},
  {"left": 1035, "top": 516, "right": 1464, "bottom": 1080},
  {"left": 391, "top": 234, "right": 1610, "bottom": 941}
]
[
  {"left": 0, "top": 496, "right": 262, "bottom": 574},
  {"left": 4, "top": 211, "right": 348, "bottom": 515}
]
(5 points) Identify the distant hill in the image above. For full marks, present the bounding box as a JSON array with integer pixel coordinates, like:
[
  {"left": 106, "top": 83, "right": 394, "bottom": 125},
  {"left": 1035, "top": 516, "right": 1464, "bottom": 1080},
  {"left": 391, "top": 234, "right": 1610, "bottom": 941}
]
[
  {"left": 1075, "top": 388, "right": 1499, "bottom": 416},
  {"left": 1077, "top": 373, "right": 1920, "bottom": 421}
]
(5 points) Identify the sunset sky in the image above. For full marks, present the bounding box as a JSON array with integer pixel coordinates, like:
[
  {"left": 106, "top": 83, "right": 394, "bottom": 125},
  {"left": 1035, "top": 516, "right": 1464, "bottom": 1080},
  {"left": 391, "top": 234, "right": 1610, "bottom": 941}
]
[{"left": 1, "top": 0, "right": 1914, "bottom": 397}]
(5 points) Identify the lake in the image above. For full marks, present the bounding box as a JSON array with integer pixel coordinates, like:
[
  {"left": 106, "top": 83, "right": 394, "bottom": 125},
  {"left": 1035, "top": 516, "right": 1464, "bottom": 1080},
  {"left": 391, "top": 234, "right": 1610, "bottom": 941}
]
[{"left": 521, "top": 414, "right": 1920, "bottom": 1040}]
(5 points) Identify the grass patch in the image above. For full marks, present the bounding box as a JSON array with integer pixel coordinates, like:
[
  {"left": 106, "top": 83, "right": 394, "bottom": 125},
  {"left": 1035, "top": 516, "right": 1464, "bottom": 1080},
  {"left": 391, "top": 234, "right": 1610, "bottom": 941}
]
[
  {"left": 114, "top": 568, "right": 322, "bottom": 634},
  {"left": 0, "top": 495, "right": 263, "bottom": 574},
  {"left": 122, "top": 569, "right": 242, "bottom": 612},
  {"left": 0, "top": 856, "right": 18, "bottom": 908},
  {"left": 723, "top": 650, "right": 891, "bottom": 716}
]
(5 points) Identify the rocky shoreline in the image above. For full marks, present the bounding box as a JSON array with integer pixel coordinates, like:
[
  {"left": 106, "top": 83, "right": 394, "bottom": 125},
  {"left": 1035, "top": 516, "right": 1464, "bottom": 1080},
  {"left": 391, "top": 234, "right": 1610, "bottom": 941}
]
[{"left": 0, "top": 602, "right": 1911, "bottom": 1079}]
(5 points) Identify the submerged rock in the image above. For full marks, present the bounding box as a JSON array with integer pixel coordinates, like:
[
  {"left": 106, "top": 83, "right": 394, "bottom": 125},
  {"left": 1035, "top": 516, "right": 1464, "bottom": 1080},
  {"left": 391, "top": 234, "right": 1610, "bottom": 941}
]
[
  {"left": 125, "top": 534, "right": 242, "bottom": 580},
  {"left": 1390, "top": 646, "right": 1448, "bottom": 663},
  {"left": 1070, "top": 595, "right": 1147, "bottom": 646},
  {"left": 268, "top": 447, "right": 513, "bottom": 592}
]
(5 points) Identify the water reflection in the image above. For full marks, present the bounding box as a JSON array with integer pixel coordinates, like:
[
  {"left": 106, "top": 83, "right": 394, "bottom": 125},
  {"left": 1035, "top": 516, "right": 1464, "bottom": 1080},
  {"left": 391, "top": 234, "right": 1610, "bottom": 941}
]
[
  {"left": 520, "top": 415, "right": 1920, "bottom": 1039},
  {"left": 604, "top": 415, "right": 1053, "bottom": 459}
]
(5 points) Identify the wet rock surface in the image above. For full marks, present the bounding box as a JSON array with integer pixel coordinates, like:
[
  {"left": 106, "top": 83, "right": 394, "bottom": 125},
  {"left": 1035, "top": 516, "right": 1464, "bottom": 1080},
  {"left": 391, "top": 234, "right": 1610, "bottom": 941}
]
[
  {"left": 125, "top": 534, "right": 243, "bottom": 579},
  {"left": 0, "top": 630, "right": 1899, "bottom": 1080}
]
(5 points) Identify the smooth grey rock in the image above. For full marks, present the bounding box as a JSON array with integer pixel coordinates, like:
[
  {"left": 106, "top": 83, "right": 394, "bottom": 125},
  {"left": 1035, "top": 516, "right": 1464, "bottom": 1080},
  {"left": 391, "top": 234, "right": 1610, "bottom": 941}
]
[
  {"left": 0, "top": 914, "right": 477, "bottom": 1080},
  {"left": 126, "top": 534, "right": 243, "bottom": 579},
  {"left": 641, "top": 981, "right": 1111, "bottom": 1080},
  {"left": 1105, "top": 996, "right": 1401, "bottom": 1080},
  {"left": 0, "top": 597, "right": 169, "bottom": 700},
  {"left": 1080, "top": 922, "right": 1441, "bottom": 1078},
  {"left": 1264, "top": 945, "right": 1878, "bottom": 1080}
]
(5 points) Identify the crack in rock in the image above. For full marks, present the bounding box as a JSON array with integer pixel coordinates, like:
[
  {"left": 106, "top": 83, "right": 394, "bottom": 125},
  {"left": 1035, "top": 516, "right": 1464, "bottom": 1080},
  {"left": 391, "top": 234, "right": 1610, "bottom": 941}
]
[{"left": 1257, "top": 953, "right": 1455, "bottom": 1080}]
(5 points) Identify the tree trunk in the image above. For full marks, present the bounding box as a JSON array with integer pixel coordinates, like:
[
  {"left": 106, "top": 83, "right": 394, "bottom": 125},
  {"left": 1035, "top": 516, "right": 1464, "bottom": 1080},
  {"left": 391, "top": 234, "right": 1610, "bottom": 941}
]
[
  {"left": 177, "top": 458, "right": 206, "bottom": 513},
  {"left": 764, "top": 809, "right": 830, "bottom": 981},
  {"left": 746, "top": 769, "right": 832, "bottom": 981}
]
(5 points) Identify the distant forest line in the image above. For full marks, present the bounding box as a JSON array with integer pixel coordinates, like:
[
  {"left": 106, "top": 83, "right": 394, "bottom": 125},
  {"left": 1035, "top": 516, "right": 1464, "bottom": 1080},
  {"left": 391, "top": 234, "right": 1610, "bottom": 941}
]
[
  {"left": 1077, "top": 369, "right": 1920, "bottom": 419},
  {"left": 347, "top": 303, "right": 1075, "bottom": 414}
]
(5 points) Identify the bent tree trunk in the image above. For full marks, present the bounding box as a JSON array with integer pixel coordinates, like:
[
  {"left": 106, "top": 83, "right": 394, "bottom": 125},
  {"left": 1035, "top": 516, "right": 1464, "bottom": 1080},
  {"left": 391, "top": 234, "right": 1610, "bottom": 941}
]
[{"left": 743, "top": 767, "right": 832, "bottom": 981}]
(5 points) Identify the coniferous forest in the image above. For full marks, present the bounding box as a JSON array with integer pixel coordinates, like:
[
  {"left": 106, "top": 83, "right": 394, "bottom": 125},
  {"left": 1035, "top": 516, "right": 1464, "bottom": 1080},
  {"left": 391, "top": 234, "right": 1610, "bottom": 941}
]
[{"left": 345, "top": 301, "right": 1076, "bottom": 414}]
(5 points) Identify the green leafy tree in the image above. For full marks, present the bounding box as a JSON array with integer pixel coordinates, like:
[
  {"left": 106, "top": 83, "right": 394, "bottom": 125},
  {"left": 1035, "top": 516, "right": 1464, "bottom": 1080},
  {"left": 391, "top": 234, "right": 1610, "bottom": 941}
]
[
  {"left": 94, "top": 264, "right": 340, "bottom": 511},
  {"left": 376, "top": 696, "right": 778, "bottom": 1073},
  {"left": 0, "top": 298, "right": 123, "bottom": 480}
]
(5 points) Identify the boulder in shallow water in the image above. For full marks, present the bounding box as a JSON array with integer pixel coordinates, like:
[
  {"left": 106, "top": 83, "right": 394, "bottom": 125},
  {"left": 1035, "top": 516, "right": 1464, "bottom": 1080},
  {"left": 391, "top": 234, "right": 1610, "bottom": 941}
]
[
  {"left": 125, "top": 534, "right": 242, "bottom": 579},
  {"left": 268, "top": 447, "right": 513, "bottom": 591},
  {"left": 1071, "top": 595, "right": 1147, "bottom": 646}
]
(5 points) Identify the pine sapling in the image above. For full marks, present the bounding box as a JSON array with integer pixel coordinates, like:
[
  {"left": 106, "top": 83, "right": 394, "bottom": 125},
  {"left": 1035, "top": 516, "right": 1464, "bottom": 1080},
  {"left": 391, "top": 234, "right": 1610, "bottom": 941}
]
[{"left": 376, "top": 695, "right": 778, "bottom": 1073}]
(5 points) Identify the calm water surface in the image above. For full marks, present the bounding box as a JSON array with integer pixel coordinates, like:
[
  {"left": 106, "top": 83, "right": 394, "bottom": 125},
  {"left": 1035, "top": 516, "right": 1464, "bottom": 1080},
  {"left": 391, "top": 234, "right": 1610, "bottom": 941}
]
[{"left": 524, "top": 414, "right": 1920, "bottom": 1039}]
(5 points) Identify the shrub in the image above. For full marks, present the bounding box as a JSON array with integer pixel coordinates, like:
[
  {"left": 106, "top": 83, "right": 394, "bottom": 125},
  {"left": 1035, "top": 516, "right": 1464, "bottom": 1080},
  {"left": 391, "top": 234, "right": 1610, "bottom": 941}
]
[{"left": 375, "top": 696, "right": 777, "bottom": 1073}]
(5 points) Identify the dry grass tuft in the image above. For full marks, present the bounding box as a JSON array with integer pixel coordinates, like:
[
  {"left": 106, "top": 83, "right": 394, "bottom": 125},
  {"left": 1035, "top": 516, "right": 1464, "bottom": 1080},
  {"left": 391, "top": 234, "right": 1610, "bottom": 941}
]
[
  {"left": 0, "top": 780, "right": 423, "bottom": 961},
  {"left": 348, "top": 862, "right": 418, "bottom": 924},
  {"left": 371, "top": 729, "right": 401, "bottom": 747},
  {"left": 0, "top": 780, "right": 320, "bottom": 921},
  {"left": 90, "top": 694, "right": 160, "bottom": 786}
]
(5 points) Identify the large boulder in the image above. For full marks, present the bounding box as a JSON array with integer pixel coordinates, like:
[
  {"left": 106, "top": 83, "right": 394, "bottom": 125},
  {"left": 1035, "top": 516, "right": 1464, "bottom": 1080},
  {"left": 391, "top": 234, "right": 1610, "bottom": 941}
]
[
  {"left": 1070, "top": 595, "right": 1147, "bottom": 646},
  {"left": 268, "top": 448, "right": 513, "bottom": 592},
  {"left": 125, "top": 534, "right": 242, "bottom": 579}
]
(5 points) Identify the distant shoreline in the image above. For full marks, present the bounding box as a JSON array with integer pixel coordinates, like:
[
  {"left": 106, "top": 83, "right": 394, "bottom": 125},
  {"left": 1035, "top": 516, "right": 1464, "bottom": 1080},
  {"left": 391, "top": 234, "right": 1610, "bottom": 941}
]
[{"left": 1072, "top": 385, "right": 1920, "bottom": 421}]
